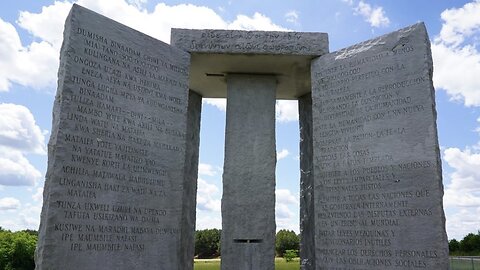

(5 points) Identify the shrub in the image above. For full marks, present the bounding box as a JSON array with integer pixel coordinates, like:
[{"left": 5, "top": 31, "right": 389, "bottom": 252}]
[
  {"left": 0, "top": 229, "right": 37, "bottom": 270},
  {"left": 275, "top": 230, "right": 299, "bottom": 257},
  {"left": 195, "top": 229, "right": 221, "bottom": 258},
  {"left": 284, "top": 249, "right": 298, "bottom": 262}
]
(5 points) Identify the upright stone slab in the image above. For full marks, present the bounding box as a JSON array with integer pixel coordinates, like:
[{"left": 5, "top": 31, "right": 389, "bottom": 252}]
[
  {"left": 311, "top": 23, "right": 449, "bottom": 269},
  {"left": 180, "top": 90, "right": 202, "bottom": 267},
  {"left": 298, "top": 93, "right": 315, "bottom": 270},
  {"left": 171, "top": 29, "right": 329, "bottom": 267},
  {"left": 35, "top": 5, "right": 198, "bottom": 270},
  {"left": 222, "top": 74, "right": 276, "bottom": 270}
]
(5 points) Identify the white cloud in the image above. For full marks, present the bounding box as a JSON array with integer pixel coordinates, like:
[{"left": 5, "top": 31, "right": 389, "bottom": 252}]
[
  {"left": 198, "top": 178, "right": 219, "bottom": 195},
  {"left": 276, "top": 100, "right": 298, "bottom": 122},
  {"left": 19, "top": 203, "right": 42, "bottom": 229},
  {"left": 0, "top": 104, "right": 45, "bottom": 186},
  {"left": 197, "top": 178, "right": 221, "bottom": 212},
  {"left": 126, "top": 0, "right": 148, "bottom": 9},
  {"left": 285, "top": 10, "right": 299, "bottom": 25},
  {"left": 228, "top": 12, "right": 288, "bottom": 31},
  {"left": 432, "top": 0, "right": 480, "bottom": 240},
  {"left": 275, "top": 189, "right": 299, "bottom": 232},
  {"left": 198, "top": 163, "right": 217, "bottom": 176},
  {"left": 446, "top": 208, "right": 480, "bottom": 240},
  {"left": 32, "top": 187, "right": 44, "bottom": 203},
  {"left": 0, "top": 197, "right": 21, "bottom": 210},
  {"left": 0, "top": 18, "right": 58, "bottom": 92},
  {"left": 436, "top": 0, "right": 480, "bottom": 48},
  {"left": 3, "top": 0, "right": 288, "bottom": 93},
  {"left": 0, "top": 202, "right": 41, "bottom": 231},
  {"left": 204, "top": 99, "right": 299, "bottom": 124},
  {"left": 276, "top": 203, "right": 293, "bottom": 219},
  {"left": 277, "top": 149, "right": 290, "bottom": 161},
  {"left": 443, "top": 146, "right": 480, "bottom": 239},
  {"left": 17, "top": 1, "right": 73, "bottom": 49},
  {"left": 203, "top": 98, "right": 227, "bottom": 112},
  {"left": 77, "top": 1, "right": 227, "bottom": 43},
  {"left": 0, "top": 146, "right": 42, "bottom": 186},
  {"left": 0, "top": 103, "right": 47, "bottom": 154},
  {"left": 443, "top": 148, "right": 480, "bottom": 207},
  {"left": 432, "top": 0, "right": 480, "bottom": 107},
  {"left": 276, "top": 189, "right": 298, "bottom": 205},
  {"left": 196, "top": 214, "right": 222, "bottom": 230},
  {"left": 432, "top": 43, "right": 480, "bottom": 106},
  {"left": 353, "top": 0, "right": 390, "bottom": 28},
  {"left": 19, "top": 0, "right": 287, "bottom": 44}
]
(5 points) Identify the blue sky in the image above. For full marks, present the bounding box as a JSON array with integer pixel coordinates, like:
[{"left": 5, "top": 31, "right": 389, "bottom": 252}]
[{"left": 0, "top": 0, "right": 479, "bottom": 241}]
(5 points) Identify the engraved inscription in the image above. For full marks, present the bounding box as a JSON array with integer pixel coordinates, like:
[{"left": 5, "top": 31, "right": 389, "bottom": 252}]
[
  {"left": 311, "top": 25, "right": 447, "bottom": 269},
  {"left": 44, "top": 12, "right": 189, "bottom": 262}
]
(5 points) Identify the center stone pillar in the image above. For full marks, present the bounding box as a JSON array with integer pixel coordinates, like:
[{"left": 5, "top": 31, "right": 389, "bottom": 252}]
[{"left": 221, "top": 74, "right": 277, "bottom": 270}]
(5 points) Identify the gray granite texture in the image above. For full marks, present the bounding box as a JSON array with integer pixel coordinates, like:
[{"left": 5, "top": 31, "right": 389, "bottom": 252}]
[
  {"left": 35, "top": 4, "right": 195, "bottom": 270},
  {"left": 221, "top": 74, "right": 276, "bottom": 270},
  {"left": 171, "top": 29, "right": 328, "bottom": 55},
  {"left": 170, "top": 29, "right": 329, "bottom": 99},
  {"left": 179, "top": 90, "right": 202, "bottom": 269},
  {"left": 298, "top": 93, "right": 315, "bottom": 270},
  {"left": 311, "top": 22, "right": 449, "bottom": 269}
]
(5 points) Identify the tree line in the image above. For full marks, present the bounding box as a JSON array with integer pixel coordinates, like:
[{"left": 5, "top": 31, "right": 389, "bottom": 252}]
[
  {"left": 0, "top": 227, "right": 299, "bottom": 269},
  {"left": 449, "top": 231, "right": 480, "bottom": 256},
  {"left": 194, "top": 229, "right": 299, "bottom": 259},
  {"left": 0, "top": 227, "right": 37, "bottom": 270},
  {"left": 196, "top": 229, "right": 480, "bottom": 258},
  {"left": 1, "top": 226, "right": 479, "bottom": 269}
]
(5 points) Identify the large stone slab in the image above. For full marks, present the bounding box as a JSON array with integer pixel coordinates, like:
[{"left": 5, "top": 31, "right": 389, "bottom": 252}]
[
  {"left": 298, "top": 93, "right": 315, "bottom": 270},
  {"left": 180, "top": 90, "right": 202, "bottom": 267},
  {"left": 310, "top": 23, "right": 449, "bottom": 269},
  {"left": 171, "top": 29, "right": 328, "bottom": 55},
  {"left": 221, "top": 74, "right": 276, "bottom": 270},
  {"left": 35, "top": 4, "right": 198, "bottom": 270},
  {"left": 171, "top": 29, "right": 328, "bottom": 99}
]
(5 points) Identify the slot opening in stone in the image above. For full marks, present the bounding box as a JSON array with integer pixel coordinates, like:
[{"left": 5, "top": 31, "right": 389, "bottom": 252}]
[{"left": 233, "top": 239, "right": 263, "bottom": 243}]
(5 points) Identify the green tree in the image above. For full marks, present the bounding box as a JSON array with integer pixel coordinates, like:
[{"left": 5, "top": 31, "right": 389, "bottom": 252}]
[
  {"left": 21, "top": 230, "right": 38, "bottom": 237},
  {"left": 0, "top": 229, "right": 37, "bottom": 270},
  {"left": 284, "top": 249, "right": 298, "bottom": 262},
  {"left": 449, "top": 239, "right": 460, "bottom": 254},
  {"left": 275, "top": 229, "right": 299, "bottom": 257},
  {"left": 194, "top": 229, "right": 221, "bottom": 259},
  {"left": 459, "top": 231, "right": 480, "bottom": 255}
]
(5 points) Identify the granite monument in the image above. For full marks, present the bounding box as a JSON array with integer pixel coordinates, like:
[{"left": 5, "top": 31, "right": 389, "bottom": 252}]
[
  {"left": 171, "top": 28, "right": 328, "bottom": 270},
  {"left": 36, "top": 4, "right": 449, "bottom": 270},
  {"left": 35, "top": 5, "right": 200, "bottom": 270},
  {"left": 310, "top": 23, "right": 449, "bottom": 269}
]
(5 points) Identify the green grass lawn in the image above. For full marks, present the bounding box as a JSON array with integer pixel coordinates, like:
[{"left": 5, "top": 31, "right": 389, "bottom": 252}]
[
  {"left": 194, "top": 258, "right": 300, "bottom": 270},
  {"left": 195, "top": 257, "right": 480, "bottom": 270},
  {"left": 450, "top": 257, "right": 480, "bottom": 270}
]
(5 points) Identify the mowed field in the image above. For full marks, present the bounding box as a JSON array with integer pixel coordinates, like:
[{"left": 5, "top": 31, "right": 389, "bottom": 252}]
[
  {"left": 194, "top": 258, "right": 300, "bottom": 270},
  {"left": 449, "top": 257, "right": 480, "bottom": 270},
  {"left": 195, "top": 258, "right": 480, "bottom": 270}
]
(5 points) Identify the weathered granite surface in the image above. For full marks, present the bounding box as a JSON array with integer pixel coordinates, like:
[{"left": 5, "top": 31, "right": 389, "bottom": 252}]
[
  {"left": 171, "top": 29, "right": 328, "bottom": 55},
  {"left": 311, "top": 23, "right": 449, "bottom": 269},
  {"left": 221, "top": 74, "right": 276, "bottom": 270},
  {"left": 35, "top": 4, "right": 196, "bottom": 270},
  {"left": 170, "top": 29, "right": 329, "bottom": 99},
  {"left": 298, "top": 93, "right": 315, "bottom": 270},
  {"left": 179, "top": 90, "right": 202, "bottom": 269}
]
